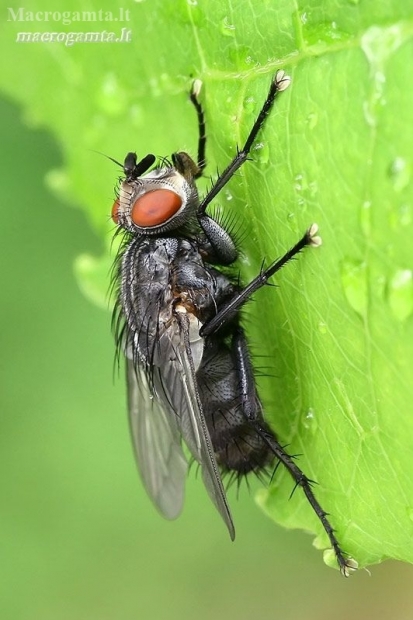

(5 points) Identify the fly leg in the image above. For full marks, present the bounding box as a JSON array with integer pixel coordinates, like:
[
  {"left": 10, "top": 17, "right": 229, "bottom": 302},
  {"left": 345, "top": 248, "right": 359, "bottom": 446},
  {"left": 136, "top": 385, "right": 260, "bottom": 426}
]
[
  {"left": 189, "top": 80, "right": 239, "bottom": 264},
  {"left": 197, "top": 216, "right": 238, "bottom": 265},
  {"left": 173, "top": 81, "right": 208, "bottom": 181},
  {"left": 201, "top": 224, "right": 321, "bottom": 338},
  {"left": 189, "top": 80, "right": 207, "bottom": 178},
  {"left": 232, "top": 328, "right": 355, "bottom": 577},
  {"left": 198, "top": 70, "right": 291, "bottom": 216},
  {"left": 196, "top": 71, "right": 290, "bottom": 265}
]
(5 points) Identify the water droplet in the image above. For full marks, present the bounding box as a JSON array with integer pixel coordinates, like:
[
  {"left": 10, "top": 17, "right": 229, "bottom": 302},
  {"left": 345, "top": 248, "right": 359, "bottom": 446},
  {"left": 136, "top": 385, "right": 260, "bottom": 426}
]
[
  {"left": 309, "top": 180, "right": 318, "bottom": 198},
  {"left": 318, "top": 322, "right": 327, "bottom": 334},
  {"left": 302, "top": 408, "right": 318, "bottom": 433},
  {"left": 148, "top": 76, "right": 161, "bottom": 97},
  {"left": 293, "top": 171, "right": 317, "bottom": 202},
  {"left": 221, "top": 16, "right": 236, "bottom": 37},
  {"left": 253, "top": 142, "right": 269, "bottom": 165},
  {"left": 362, "top": 72, "right": 385, "bottom": 127},
  {"left": 243, "top": 96, "right": 256, "bottom": 114},
  {"left": 302, "top": 21, "right": 351, "bottom": 48},
  {"left": 387, "top": 269, "right": 413, "bottom": 321},
  {"left": 361, "top": 24, "right": 411, "bottom": 126},
  {"left": 362, "top": 100, "right": 376, "bottom": 128},
  {"left": 341, "top": 259, "right": 368, "bottom": 317},
  {"left": 187, "top": 0, "right": 197, "bottom": 5},
  {"left": 361, "top": 24, "right": 408, "bottom": 67},
  {"left": 306, "top": 112, "right": 318, "bottom": 130},
  {"left": 228, "top": 45, "right": 257, "bottom": 69},
  {"left": 389, "top": 203, "right": 412, "bottom": 229},
  {"left": 224, "top": 190, "right": 233, "bottom": 201},
  {"left": 399, "top": 204, "right": 412, "bottom": 227},
  {"left": 287, "top": 212, "right": 295, "bottom": 221},
  {"left": 360, "top": 200, "right": 372, "bottom": 237},
  {"left": 388, "top": 157, "right": 411, "bottom": 193},
  {"left": 301, "top": 12, "right": 308, "bottom": 24},
  {"left": 96, "top": 73, "right": 128, "bottom": 116},
  {"left": 294, "top": 172, "right": 308, "bottom": 192}
]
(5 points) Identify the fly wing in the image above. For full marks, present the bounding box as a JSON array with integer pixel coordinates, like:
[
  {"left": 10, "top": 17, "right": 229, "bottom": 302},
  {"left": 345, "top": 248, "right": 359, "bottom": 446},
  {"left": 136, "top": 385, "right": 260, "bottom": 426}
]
[
  {"left": 151, "top": 311, "right": 235, "bottom": 540},
  {"left": 126, "top": 358, "right": 187, "bottom": 519}
]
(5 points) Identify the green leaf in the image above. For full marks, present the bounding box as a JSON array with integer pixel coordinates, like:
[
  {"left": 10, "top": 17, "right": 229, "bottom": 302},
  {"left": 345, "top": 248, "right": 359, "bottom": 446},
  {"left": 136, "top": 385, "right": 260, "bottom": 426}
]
[{"left": 2, "top": 0, "right": 413, "bottom": 572}]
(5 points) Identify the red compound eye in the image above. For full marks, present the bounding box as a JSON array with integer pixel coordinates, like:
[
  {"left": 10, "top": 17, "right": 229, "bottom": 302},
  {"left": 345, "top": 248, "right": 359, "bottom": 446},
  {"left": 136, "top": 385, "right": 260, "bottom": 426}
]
[
  {"left": 131, "top": 189, "right": 182, "bottom": 227},
  {"left": 111, "top": 199, "right": 120, "bottom": 224}
]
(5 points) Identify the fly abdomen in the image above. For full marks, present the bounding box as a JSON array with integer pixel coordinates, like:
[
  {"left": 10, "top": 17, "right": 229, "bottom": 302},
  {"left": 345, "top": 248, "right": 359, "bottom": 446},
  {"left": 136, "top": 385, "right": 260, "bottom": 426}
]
[
  {"left": 209, "top": 413, "right": 276, "bottom": 477},
  {"left": 197, "top": 339, "right": 275, "bottom": 478}
]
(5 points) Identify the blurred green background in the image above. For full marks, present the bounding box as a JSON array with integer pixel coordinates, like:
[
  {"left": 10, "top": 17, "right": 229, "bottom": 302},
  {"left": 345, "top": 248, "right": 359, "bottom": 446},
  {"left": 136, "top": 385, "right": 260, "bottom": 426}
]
[{"left": 2, "top": 0, "right": 413, "bottom": 618}]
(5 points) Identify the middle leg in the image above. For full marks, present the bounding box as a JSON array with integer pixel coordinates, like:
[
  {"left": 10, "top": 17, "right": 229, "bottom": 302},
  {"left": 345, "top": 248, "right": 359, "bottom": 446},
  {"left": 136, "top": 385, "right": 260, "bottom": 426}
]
[{"left": 201, "top": 224, "right": 321, "bottom": 337}]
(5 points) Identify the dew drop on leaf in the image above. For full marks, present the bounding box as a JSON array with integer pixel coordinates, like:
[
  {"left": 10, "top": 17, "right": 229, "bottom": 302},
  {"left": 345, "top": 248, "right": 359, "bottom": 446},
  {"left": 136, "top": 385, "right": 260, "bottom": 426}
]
[
  {"left": 387, "top": 269, "right": 413, "bottom": 322},
  {"left": 388, "top": 157, "right": 411, "bottom": 193},
  {"left": 398, "top": 204, "right": 412, "bottom": 227},
  {"left": 221, "top": 16, "right": 236, "bottom": 37},
  {"left": 253, "top": 141, "right": 269, "bottom": 165},
  {"left": 243, "top": 96, "right": 256, "bottom": 114},
  {"left": 301, "top": 21, "right": 351, "bottom": 48},
  {"left": 340, "top": 259, "right": 368, "bottom": 317},
  {"left": 360, "top": 200, "right": 372, "bottom": 237},
  {"left": 306, "top": 112, "right": 318, "bottom": 130},
  {"left": 302, "top": 408, "right": 318, "bottom": 433},
  {"left": 389, "top": 203, "right": 412, "bottom": 230}
]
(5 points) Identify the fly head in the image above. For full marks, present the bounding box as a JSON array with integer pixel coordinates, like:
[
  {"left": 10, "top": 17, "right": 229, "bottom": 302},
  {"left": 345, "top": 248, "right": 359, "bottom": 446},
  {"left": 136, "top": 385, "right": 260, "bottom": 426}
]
[{"left": 112, "top": 151, "right": 200, "bottom": 236}]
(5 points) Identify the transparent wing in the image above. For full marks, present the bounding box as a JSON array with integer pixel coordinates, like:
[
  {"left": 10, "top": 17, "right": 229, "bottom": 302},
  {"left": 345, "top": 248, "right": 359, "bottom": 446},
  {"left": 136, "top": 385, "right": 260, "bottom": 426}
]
[
  {"left": 151, "top": 311, "right": 235, "bottom": 540},
  {"left": 126, "top": 359, "right": 187, "bottom": 520}
]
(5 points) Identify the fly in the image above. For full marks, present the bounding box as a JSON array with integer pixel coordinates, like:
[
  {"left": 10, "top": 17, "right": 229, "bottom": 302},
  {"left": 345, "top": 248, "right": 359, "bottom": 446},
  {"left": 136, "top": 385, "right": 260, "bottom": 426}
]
[{"left": 110, "top": 71, "right": 356, "bottom": 577}]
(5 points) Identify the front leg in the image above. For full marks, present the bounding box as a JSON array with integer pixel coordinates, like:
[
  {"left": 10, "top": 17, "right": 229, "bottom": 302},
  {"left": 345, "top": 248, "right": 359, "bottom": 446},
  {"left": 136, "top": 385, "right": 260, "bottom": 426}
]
[
  {"left": 197, "top": 71, "right": 291, "bottom": 216},
  {"left": 198, "top": 214, "right": 238, "bottom": 265}
]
